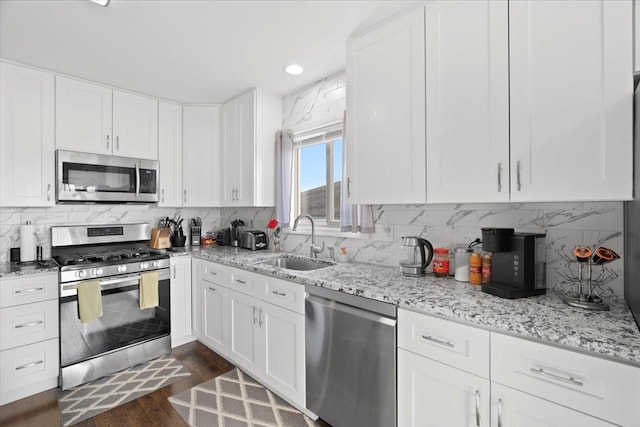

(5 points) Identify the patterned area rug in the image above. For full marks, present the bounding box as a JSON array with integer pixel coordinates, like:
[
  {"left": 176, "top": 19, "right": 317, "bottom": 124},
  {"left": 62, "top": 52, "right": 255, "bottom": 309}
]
[
  {"left": 57, "top": 355, "right": 191, "bottom": 426},
  {"left": 168, "top": 368, "right": 318, "bottom": 426}
]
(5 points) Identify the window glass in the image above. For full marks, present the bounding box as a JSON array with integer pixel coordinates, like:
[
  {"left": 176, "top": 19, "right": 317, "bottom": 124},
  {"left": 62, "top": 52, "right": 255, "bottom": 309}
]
[
  {"left": 299, "top": 143, "right": 327, "bottom": 220},
  {"left": 332, "top": 138, "right": 343, "bottom": 221}
]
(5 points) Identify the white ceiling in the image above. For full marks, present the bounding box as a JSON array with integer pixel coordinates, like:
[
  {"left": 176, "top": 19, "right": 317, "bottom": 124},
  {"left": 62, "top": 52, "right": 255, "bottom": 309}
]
[{"left": 0, "top": 0, "right": 421, "bottom": 104}]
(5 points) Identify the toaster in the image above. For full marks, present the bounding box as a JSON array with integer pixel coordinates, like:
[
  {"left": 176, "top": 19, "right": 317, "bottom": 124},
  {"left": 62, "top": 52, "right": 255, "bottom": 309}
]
[{"left": 240, "top": 230, "right": 268, "bottom": 250}]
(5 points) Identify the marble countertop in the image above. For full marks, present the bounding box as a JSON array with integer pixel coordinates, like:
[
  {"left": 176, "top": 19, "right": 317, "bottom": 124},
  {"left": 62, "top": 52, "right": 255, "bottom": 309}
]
[
  {"left": 0, "top": 260, "right": 59, "bottom": 279},
  {"left": 188, "top": 246, "right": 640, "bottom": 366},
  {"left": 3, "top": 246, "right": 637, "bottom": 365}
]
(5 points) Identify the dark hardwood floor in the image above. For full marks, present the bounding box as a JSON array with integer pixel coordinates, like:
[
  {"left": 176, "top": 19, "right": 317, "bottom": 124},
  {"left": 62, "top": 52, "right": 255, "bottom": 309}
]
[{"left": 0, "top": 341, "right": 330, "bottom": 427}]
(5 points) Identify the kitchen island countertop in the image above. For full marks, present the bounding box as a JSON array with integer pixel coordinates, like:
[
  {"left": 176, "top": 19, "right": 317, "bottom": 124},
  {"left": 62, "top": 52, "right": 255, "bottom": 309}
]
[{"left": 188, "top": 246, "right": 640, "bottom": 366}]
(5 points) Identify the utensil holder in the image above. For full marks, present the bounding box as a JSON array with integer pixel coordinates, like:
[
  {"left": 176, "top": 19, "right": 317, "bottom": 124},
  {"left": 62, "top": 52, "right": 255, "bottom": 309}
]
[
  {"left": 171, "top": 235, "right": 187, "bottom": 248},
  {"left": 556, "top": 252, "right": 618, "bottom": 311}
]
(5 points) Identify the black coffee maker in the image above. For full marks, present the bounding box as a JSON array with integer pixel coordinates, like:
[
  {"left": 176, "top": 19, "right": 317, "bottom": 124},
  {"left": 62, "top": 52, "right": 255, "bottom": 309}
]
[{"left": 481, "top": 228, "right": 547, "bottom": 299}]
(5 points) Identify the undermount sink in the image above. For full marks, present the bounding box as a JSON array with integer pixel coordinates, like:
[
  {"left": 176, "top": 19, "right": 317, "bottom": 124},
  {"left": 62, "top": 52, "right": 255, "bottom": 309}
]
[{"left": 258, "top": 256, "right": 334, "bottom": 271}]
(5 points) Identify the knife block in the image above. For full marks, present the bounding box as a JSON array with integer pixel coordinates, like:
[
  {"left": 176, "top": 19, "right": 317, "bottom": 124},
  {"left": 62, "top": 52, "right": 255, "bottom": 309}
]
[{"left": 150, "top": 228, "right": 171, "bottom": 249}]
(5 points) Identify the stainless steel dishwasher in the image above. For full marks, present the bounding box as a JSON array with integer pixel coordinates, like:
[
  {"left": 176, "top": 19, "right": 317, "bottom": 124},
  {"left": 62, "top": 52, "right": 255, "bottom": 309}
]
[{"left": 305, "top": 284, "right": 396, "bottom": 427}]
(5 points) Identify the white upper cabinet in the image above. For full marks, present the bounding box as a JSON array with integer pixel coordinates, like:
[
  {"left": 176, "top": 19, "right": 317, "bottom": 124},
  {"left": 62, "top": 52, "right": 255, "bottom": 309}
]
[
  {"left": 112, "top": 90, "right": 158, "bottom": 159},
  {"left": 425, "top": 0, "right": 510, "bottom": 203},
  {"left": 56, "top": 76, "right": 112, "bottom": 156},
  {"left": 346, "top": 7, "right": 426, "bottom": 204},
  {"left": 182, "top": 105, "right": 221, "bottom": 207},
  {"left": 1, "top": 62, "right": 55, "bottom": 207},
  {"left": 509, "top": 0, "right": 632, "bottom": 201},
  {"left": 158, "top": 101, "right": 183, "bottom": 207},
  {"left": 221, "top": 89, "right": 281, "bottom": 207},
  {"left": 55, "top": 77, "right": 159, "bottom": 160}
]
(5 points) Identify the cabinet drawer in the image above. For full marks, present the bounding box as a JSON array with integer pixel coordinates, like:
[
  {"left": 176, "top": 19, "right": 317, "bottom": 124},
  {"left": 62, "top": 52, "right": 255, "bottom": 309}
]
[
  {"left": 201, "top": 262, "right": 226, "bottom": 285},
  {"left": 0, "top": 338, "right": 59, "bottom": 395},
  {"left": 229, "top": 269, "right": 259, "bottom": 297},
  {"left": 0, "top": 299, "right": 59, "bottom": 351},
  {"left": 398, "top": 308, "right": 490, "bottom": 378},
  {"left": 491, "top": 332, "right": 640, "bottom": 427},
  {"left": 261, "top": 277, "right": 304, "bottom": 315},
  {"left": 0, "top": 273, "right": 58, "bottom": 308}
]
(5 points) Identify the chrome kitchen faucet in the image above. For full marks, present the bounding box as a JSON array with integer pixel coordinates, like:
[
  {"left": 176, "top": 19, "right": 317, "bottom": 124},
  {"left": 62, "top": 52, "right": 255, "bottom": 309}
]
[{"left": 292, "top": 214, "right": 324, "bottom": 258}]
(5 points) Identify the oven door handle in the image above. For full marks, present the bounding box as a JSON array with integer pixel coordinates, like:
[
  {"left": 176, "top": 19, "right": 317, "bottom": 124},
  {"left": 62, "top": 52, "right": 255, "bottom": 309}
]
[
  {"left": 135, "top": 163, "right": 140, "bottom": 198},
  {"left": 62, "top": 270, "right": 170, "bottom": 294}
]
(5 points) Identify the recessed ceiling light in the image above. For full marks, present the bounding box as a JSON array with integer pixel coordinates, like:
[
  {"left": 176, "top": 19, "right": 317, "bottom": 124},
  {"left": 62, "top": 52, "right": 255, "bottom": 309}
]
[
  {"left": 285, "top": 64, "right": 304, "bottom": 75},
  {"left": 90, "top": 0, "right": 110, "bottom": 6}
]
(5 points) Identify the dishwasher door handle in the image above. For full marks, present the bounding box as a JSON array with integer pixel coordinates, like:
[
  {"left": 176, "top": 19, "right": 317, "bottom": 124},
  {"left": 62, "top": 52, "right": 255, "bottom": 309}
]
[{"left": 305, "top": 293, "right": 396, "bottom": 327}]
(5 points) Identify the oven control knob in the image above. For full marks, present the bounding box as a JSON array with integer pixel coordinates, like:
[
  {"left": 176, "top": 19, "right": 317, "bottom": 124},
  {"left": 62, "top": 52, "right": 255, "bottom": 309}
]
[
  {"left": 140, "top": 262, "right": 149, "bottom": 269},
  {"left": 117, "top": 265, "right": 127, "bottom": 273},
  {"left": 152, "top": 261, "right": 160, "bottom": 268},
  {"left": 76, "top": 270, "right": 86, "bottom": 279},
  {"left": 91, "top": 268, "right": 103, "bottom": 276}
]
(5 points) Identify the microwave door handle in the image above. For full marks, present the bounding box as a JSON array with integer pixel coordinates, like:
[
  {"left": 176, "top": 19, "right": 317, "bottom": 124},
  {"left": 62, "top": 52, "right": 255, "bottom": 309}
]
[{"left": 135, "top": 163, "right": 140, "bottom": 198}]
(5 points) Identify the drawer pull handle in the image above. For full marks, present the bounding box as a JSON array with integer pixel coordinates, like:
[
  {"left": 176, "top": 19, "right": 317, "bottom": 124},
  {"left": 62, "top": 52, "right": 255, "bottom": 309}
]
[
  {"left": 421, "top": 334, "right": 454, "bottom": 348},
  {"left": 15, "top": 287, "right": 44, "bottom": 294},
  {"left": 475, "top": 390, "right": 480, "bottom": 426},
  {"left": 236, "top": 279, "right": 247, "bottom": 284},
  {"left": 15, "top": 320, "right": 44, "bottom": 329},
  {"left": 272, "top": 290, "right": 286, "bottom": 297},
  {"left": 530, "top": 367, "right": 583, "bottom": 387},
  {"left": 208, "top": 286, "right": 216, "bottom": 291},
  {"left": 16, "top": 360, "right": 43, "bottom": 370},
  {"left": 497, "top": 398, "right": 503, "bottom": 427},
  {"left": 209, "top": 271, "right": 218, "bottom": 276},
  {"left": 253, "top": 306, "right": 258, "bottom": 325}
]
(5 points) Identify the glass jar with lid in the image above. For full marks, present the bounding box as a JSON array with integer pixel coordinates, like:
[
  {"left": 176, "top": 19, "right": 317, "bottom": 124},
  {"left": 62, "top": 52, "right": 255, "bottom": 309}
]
[{"left": 432, "top": 248, "right": 450, "bottom": 277}]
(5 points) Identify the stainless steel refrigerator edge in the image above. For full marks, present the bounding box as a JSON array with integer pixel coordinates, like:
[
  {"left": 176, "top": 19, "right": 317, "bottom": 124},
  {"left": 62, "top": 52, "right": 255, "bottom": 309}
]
[
  {"left": 624, "top": 74, "right": 640, "bottom": 330},
  {"left": 305, "top": 285, "right": 396, "bottom": 427}
]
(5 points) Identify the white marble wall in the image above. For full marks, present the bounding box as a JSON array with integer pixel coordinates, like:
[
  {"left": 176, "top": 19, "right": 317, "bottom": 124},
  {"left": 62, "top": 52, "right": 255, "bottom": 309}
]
[{"left": 0, "top": 205, "right": 221, "bottom": 261}]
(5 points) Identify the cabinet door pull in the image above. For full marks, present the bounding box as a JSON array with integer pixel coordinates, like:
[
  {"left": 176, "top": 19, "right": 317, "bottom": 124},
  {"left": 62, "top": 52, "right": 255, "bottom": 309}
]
[
  {"left": 16, "top": 360, "right": 43, "bottom": 371},
  {"left": 172, "top": 267, "right": 176, "bottom": 279},
  {"left": 475, "top": 390, "right": 480, "bottom": 427},
  {"left": 272, "top": 290, "right": 286, "bottom": 297},
  {"left": 258, "top": 308, "right": 263, "bottom": 327},
  {"left": 116, "top": 135, "right": 120, "bottom": 151},
  {"left": 161, "top": 188, "right": 165, "bottom": 203},
  {"left": 497, "top": 163, "right": 502, "bottom": 192},
  {"left": 15, "top": 320, "right": 44, "bottom": 329},
  {"left": 236, "top": 279, "right": 246, "bottom": 284},
  {"left": 184, "top": 189, "right": 187, "bottom": 203},
  {"left": 421, "top": 334, "right": 454, "bottom": 348},
  {"left": 253, "top": 306, "right": 258, "bottom": 325},
  {"left": 209, "top": 271, "right": 218, "bottom": 276},
  {"left": 530, "top": 367, "right": 583, "bottom": 387},
  {"left": 347, "top": 177, "right": 352, "bottom": 197},
  {"left": 15, "top": 287, "right": 43, "bottom": 294},
  {"left": 497, "top": 398, "right": 503, "bottom": 427},
  {"left": 106, "top": 134, "right": 110, "bottom": 150},
  {"left": 47, "top": 183, "right": 51, "bottom": 201},
  {"left": 516, "top": 160, "right": 522, "bottom": 191},
  {"left": 208, "top": 286, "right": 216, "bottom": 291}
]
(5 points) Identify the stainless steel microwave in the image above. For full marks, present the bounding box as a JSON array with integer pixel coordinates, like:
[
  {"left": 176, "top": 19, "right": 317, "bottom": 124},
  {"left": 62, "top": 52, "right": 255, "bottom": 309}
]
[{"left": 56, "top": 150, "right": 159, "bottom": 203}]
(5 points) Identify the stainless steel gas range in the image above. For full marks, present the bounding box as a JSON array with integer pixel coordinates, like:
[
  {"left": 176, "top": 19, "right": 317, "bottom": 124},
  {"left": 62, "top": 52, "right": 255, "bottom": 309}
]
[{"left": 51, "top": 223, "right": 171, "bottom": 390}]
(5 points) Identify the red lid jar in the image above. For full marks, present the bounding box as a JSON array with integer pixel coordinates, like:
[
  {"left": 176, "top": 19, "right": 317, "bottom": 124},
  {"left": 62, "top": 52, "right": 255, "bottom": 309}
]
[{"left": 432, "top": 248, "right": 450, "bottom": 277}]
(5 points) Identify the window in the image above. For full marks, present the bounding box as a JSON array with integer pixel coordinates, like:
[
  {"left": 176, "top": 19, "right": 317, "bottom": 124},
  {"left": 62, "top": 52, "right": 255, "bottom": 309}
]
[{"left": 292, "top": 123, "right": 343, "bottom": 227}]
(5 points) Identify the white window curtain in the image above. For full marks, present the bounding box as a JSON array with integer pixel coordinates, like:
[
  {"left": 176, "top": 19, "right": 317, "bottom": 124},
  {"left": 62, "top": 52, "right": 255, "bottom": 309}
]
[
  {"left": 275, "top": 130, "right": 294, "bottom": 227},
  {"left": 339, "top": 111, "right": 375, "bottom": 234}
]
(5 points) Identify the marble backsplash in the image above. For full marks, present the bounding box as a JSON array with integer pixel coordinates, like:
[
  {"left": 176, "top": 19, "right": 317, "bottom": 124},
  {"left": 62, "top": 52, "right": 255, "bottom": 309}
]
[
  {"left": 0, "top": 202, "right": 626, "bottom": 295},
  {"left": 227, "top": 202, "right": 625, "bottom": 296},
  {"left": 0, "top": 205, "right": 222, "bottom": 261}
]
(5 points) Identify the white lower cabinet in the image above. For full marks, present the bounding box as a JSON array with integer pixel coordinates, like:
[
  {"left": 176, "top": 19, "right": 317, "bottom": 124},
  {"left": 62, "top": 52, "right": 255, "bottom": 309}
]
[
  {"left": 398, "top": 348, "right": 490, "bottom": 427},
  {"left": 201, "top": 280, "right": 227, "bottom": 355},
  {"left": 227, "top": 288, "right": 260, "bottom": 372},
  {"left": 398, "top": 308, "right": 639, "bottom": 427},
  {"left": 491, "top": 383, "right": 616, "bottom": 427},
  {"left": 0, "top": 273, "right": 59, "bottom": 405},
  {"left": 193, "top": 259, "right": 305, "bottom": 408},
  {"left": 170, "top": 256, "right": 194, "bottom": 348}
]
